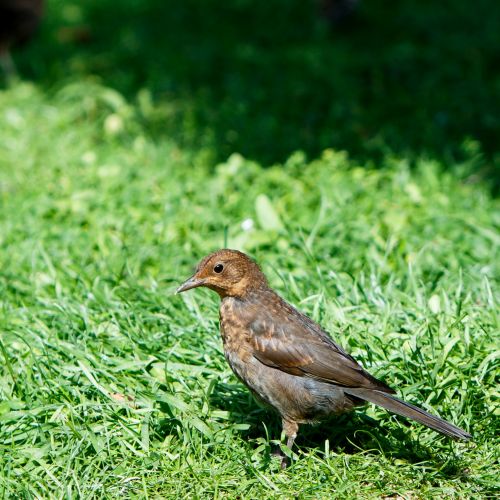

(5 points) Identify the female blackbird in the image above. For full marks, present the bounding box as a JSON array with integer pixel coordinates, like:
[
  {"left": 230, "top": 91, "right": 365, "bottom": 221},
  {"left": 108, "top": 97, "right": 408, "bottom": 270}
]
[{"left": 177, "top": 249, "right": 471, "bottom": 466}]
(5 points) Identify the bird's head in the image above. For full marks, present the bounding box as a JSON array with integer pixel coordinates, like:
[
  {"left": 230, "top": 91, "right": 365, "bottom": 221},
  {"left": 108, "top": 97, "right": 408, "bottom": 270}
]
[{"left": 176, "top": 249, "right": 268, "bottom": 298}]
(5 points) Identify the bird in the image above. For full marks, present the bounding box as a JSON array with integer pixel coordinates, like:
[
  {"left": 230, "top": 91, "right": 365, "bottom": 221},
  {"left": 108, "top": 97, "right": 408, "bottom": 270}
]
[
  {"left": 0, "top": 0, "right": 44, "bottom": 80},
  {"left": 176, "top": 249, "right": 471, "bottom": 467}
]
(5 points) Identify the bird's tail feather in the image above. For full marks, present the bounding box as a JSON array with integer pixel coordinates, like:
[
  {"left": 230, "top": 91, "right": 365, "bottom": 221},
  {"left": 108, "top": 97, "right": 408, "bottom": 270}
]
[{"left": 345, "top": 388, "right": 471, "bottom": 440}]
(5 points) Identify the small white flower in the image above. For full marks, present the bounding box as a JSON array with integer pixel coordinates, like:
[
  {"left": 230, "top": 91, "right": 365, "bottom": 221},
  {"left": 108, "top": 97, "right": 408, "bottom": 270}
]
[
  {"left": 104, "top": 113, "right": 123, "bottom": 135},
  {"left": 241, "top": 218, "right": 254, "bottom": 231}
]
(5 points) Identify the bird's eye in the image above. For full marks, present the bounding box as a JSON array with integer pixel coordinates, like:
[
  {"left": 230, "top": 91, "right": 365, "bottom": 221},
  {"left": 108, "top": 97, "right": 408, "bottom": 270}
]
[{"left": 213, "top": 263, "right": 224, "bottom": 273}]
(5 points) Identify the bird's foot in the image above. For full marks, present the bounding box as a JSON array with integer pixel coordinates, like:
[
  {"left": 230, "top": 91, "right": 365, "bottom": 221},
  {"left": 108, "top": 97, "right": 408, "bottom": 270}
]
[{"left": 271, "top": 445, "right": 290, "bottom": 469}]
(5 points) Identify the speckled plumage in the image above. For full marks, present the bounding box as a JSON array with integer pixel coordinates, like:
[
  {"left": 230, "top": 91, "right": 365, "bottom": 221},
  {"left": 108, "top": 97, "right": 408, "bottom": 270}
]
[
  {"left": 219, "top": 293, "right": 361, "bottom": 424},
  {"left": 177, "top": 249, "right": 471, "bottom": 467}
]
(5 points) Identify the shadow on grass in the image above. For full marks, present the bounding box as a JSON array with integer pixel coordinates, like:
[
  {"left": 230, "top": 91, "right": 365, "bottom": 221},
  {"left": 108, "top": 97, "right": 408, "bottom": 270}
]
[
  {"left": 208, "top": 381, "right": 469, "bottom": 477},
  {"left": 14, "top": 0, "right": 500, "bottom": 183}
]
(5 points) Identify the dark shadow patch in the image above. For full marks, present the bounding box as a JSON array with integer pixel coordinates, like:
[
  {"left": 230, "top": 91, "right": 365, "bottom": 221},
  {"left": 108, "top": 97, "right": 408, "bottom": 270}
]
[
  {"left": 12, "top": 0, "right": 500, "bottom": 187},
  {"left": 209, "top": 380, "right": 471, "bottom": 477}
]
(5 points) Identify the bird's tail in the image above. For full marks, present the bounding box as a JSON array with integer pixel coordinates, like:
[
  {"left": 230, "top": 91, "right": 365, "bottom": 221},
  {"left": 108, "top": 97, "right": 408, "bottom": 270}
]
[{"left": 345, "top": 388, "right": 471, "bottom": 440}]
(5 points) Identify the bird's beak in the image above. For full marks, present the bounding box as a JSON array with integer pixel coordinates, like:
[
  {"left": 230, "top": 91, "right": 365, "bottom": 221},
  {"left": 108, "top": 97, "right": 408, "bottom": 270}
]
[{"left": 176, "top": 275, "right": 205, "bottom": 294}]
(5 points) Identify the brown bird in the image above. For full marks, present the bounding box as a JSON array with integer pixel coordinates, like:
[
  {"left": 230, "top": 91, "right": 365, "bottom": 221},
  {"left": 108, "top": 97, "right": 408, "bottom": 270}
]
[{"left": 177, "top": 249, "right": 471, "bottom": 467}]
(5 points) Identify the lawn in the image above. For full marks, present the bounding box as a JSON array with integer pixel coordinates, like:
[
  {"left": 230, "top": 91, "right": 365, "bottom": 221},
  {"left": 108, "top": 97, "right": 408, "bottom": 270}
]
[{"left": 1, "top": 0, "right": 499, "bottom": 498}]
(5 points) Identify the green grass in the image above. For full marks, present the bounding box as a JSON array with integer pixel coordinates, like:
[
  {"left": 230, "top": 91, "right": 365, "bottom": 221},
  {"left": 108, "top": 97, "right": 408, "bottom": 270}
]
[
  {"left": 0, "top": 81, "right": 498, "bottom": 498},
  {"left": 1, "top": 0, "right": 499, "bottom": 496},
  {"left": 14, "top": 0, "right": 500, "bottom": 178}
]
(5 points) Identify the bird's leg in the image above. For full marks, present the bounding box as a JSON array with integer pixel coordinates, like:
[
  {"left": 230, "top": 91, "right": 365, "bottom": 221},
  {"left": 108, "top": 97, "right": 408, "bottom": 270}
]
[{"left": 280, "top": 418, "right": 298, "bottom": 469}]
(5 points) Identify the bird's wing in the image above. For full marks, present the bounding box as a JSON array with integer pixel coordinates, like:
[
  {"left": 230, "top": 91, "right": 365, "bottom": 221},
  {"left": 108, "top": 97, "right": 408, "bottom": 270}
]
[{"left": 247, "top": 303, "right": 395, "bottom": 394}]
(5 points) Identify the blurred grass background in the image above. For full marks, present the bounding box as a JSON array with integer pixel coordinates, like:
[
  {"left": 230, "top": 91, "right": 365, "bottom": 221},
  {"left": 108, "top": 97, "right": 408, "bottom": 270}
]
[
  {"left": 13, "top": 0, "right": 500, "bottom": 178},
  {"left": 0, "top": 0, "right": 499, "bottom": 497}
]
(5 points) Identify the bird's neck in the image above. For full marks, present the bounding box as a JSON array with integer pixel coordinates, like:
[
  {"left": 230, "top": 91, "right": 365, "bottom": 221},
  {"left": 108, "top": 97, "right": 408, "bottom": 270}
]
[{"left": 219, "top": 288, "right": 278, "bottom": 311}]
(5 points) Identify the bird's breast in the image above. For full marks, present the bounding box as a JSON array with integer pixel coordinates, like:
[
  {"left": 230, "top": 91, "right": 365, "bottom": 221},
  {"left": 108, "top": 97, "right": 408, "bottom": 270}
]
[{"left": 219, "top": 297, "right": 253, "bottom": 365}]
